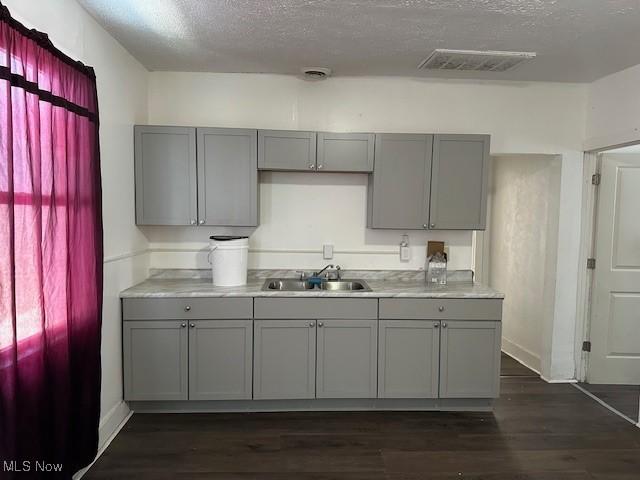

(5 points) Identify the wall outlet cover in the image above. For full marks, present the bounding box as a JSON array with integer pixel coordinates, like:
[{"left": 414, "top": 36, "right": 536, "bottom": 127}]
[{"left": 323, "top": 244, "right": 334, "bottom": 260}]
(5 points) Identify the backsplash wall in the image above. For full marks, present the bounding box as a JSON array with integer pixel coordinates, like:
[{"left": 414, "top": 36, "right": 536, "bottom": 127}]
[{"left": 141, "top": 171, "right": 474, "bottom": 271}]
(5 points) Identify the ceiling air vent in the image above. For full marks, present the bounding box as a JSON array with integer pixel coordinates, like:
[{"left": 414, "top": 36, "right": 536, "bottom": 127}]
[{"left": 418, "top": 49, "right": 536, "bottom": 72}]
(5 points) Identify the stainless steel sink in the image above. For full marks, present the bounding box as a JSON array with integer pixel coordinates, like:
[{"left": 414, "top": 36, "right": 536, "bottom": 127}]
[
  {"left": 262, "top": 278, "right": 371, "bottom": 292},
  {"left": 263, "top": 279, "right": 315, "bottom": 291},
  {"left": 319, "top": 281, "right": 370, "bottom": 291}
]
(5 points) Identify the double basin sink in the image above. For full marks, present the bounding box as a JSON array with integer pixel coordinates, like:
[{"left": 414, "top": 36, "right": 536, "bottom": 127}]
[{"left": 262, "top": 278, "right": 371, "bottom": 292}]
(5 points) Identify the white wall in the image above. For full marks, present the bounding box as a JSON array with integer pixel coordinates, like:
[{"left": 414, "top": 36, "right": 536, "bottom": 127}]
[
  {"left": 586, "top": 63, "right": 640, "bottom": 151},
  {"left": 146, "top": 73, "right": 586, "bottom": 278},
  {"left": 3, "top": 0, "right": 150, "bottom": 450},
  {"left": 488, "top": 155, "right": 562, "bottom": 373}
]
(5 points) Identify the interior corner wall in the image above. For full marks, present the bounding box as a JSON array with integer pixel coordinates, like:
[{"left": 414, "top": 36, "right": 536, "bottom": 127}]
[
  {"left": 3, "top": 0, "right": 150, "bottom": 450},
  {"left": 488, "top": 155, "right": 562, "bottom": 374},
  {"left": 586, "top": 63, "right": 640, "bottom": 150}
]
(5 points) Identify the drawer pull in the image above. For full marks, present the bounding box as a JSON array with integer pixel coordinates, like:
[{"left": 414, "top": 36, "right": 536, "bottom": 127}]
[
  {"left": 438, "top": 306, "right": 445, "bottom": 312},
  {"left": 318, "top": 322, "right": 324, "bottom": 327},
  {"left": 181, "top": 323, "right": 186, "bottom": 328},
  {"left": 190, "top": 323, "right": 195, "bottom": 328},
  {"left": 184, "top": 306, "right": 191, "bottom": 312},
  {"left": 309, "top": 322, "right": 315, "bottom": 327}
]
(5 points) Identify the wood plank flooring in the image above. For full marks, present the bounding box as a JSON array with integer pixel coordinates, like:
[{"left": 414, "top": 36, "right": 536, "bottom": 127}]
[
  {"left": 85, "top": 358, "right": 640, "bottom": 480},
  {"left": 578, "top": 383, "right": 640, "bottom": 423}
]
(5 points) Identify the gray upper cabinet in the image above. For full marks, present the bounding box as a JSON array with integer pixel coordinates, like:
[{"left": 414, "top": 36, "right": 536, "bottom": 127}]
[
  {"left": 367, "top": 134, "right": 433, "bottom": 229},
  {"left": 429, "top": 134, "right": 490, "bottom": 230},
  {"left": 378, "top": 320, "right": 440, "bottom": 399},
  {"left": 134, "top": 126, "right": 197, "bottom": 225},
  {"left": 317, "top": 133, "right": 375, "bottom": 172},
  {"left": 188, "top": 320, "right": 253, "bottom": 400},
  {"left": 196, "top": 128, "right": 258, "bottom": 226},
  {"left": 258, "top": 130, "right": 317, "bottom": 171},
  {"left": 253, "top": 319, "right": 316, "bottom": 399},
  {"left": 439, "top": 320, "right": 501, "bottom": 399},
  {"left": 123, "top": 320, "right": 188, "bottom": 401},
  {"left": 316, "top": 319, "right": 377, "bottom": 398}
]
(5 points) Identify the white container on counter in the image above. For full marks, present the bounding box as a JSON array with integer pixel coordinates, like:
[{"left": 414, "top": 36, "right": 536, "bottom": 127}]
[{"left": 208, "top": 236, "right": 249, "bottom": 286}]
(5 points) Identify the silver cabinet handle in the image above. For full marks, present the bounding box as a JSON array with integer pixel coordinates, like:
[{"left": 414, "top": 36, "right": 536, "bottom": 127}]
[
  {"left": 181, "top": 323, "right": 187, "bottom": 328},
  {"left": 430, "top": 223, "right": 435, "bottom": 228},
  {"left": 438, "top": 306, "right": 445, "bottom": 312},
  {"left": 184, "top": 306, "right": 191, "bottom": 312},
  {"left": 317, "top": 164, "right": 324, "bottom": 170},
  {"left": 309, "top": 322, "right": 315, "bottom": 327},
  {"left": 442, "top": 322, "right": 448, "bottom": 328},
  {"left": 190, "top": 323, "right": 195, "bottom": 328},
  {"left": 423, "top": 224, "right": 427, "bottom": 229},
  {"left": 199, "top": 219, "right": 205, "bottom": 225},
  {"left": 309, "top": 164, "right": 315, "bottom": 169},
  {"left": 318, "top": 322, "right": 324, "bottom": 327},
  {"left": 434, "top": 322, "right": 440, "bottom": 328},
  {"left": 190, "top": 219, "right": 196, "bottom": 225}
]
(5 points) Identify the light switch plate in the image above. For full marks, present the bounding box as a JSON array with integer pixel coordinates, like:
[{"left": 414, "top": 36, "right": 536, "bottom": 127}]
[{"left": 323, "top": 244, "right": 334, "bottom": 260}]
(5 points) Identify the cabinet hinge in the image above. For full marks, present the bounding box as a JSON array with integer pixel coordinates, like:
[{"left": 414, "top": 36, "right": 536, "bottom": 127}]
[
  {"left": 591, "top": 173, "right": 601, "bottom": 185},
  {"left": 582, "top": 341, "right": 591, "bottom": 352},
  {"left": 587, "top": 258, "right": 596, "bottom": 269}
]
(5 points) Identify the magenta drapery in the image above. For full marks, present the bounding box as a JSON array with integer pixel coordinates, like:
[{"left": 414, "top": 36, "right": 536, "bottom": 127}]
[{"left": 0, "top": 3, "right": 103, "bottom": 478}]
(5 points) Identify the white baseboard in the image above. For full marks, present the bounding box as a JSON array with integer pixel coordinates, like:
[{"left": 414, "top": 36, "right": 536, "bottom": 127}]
[
  {"left": 540, "top": 375, "right": 578, "bottom": 384},
  {"left": 73, "top": 401, "right": 132, "bottom": 479},
  {"left": 501, "top": 337, "right": 542, "bottom": 374}
]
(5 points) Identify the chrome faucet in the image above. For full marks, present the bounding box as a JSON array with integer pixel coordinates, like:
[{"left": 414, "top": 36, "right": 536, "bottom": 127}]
[
  {"left": 314, "top": 264, "right": 334, "bottom": 277},
  {"left": 313, "top": 264, "right": 342, "bottom": 280}
]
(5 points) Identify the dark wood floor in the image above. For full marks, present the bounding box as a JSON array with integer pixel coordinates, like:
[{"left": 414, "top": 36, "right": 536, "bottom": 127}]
[
  {"left": 578, "top": 382, "right": 640, "bottom": 422},
  {"left": 85, "top": 357, "right": 640, "bottom": 480},
  {"left": 500, "top": 352, "right": 539, "bottom": 377}
]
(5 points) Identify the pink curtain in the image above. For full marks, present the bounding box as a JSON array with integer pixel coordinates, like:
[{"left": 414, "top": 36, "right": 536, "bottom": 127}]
[{"left": 0, "top": 3, "right": 103, "bottom": 478}]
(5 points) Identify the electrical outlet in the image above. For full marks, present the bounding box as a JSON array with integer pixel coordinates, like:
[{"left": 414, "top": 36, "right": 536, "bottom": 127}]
[{"left": 323, "top": 244, "right": 334, "bottom": 260}]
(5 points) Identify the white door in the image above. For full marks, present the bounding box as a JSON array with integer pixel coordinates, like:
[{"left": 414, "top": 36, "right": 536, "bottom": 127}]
[{"left": 589, "top": 154, "right": 640, "bottom": 384}]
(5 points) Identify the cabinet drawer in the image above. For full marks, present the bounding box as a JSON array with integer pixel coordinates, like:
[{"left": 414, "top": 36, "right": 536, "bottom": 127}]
[
  {"left": 123, "top": 297, "right": 253, "bottom": 320},
  {"left": 254, "top": 298, "right": 378, "bottom": 319},
  {"left": 379, "top": 298, "right": 502, "bottom": 320}
]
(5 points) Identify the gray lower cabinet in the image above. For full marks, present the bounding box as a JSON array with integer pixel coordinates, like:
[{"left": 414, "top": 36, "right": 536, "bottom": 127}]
[
  {"left": 124, "top": 320, "right": 188, "bottom": 401},
  {"left": 253, "top": 320, "right": 317, "bottom": 399},
  {"left": 429, "top": 134, "right": 490, "bottom": 230},
  {"left": 367, "top": 134, "right": 433, "bottom": 229},
  {"left": 439, "top": 320, "right": 501, "bottom": 398},
  {"left": 378, "top": 320, "right": 440, "bottom": 398},
  {"left": 317, "top": 132, "right": 375, "bottom": 172},
  {"left": 196, "top": 128, "right": 258, "bottom": 226},
  {"left": 134, "top": 126, "right": 197, "bottom": 225},
  {"left": 258, "top": 130, "right": 317, "bottom": 171},
  {"left": 188, "top": 320, "right": 253, "bottom": 400},
  {"left": 316, "top": 319, "right": 378, "bottom": 398}
]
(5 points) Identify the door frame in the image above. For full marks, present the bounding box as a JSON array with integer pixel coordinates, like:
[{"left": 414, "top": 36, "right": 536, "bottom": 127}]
[{"left": 574, "top": 141, "right": 640, "bottom": 382}]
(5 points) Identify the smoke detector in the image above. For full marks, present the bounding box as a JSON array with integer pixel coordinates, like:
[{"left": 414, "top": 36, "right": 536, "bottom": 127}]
[
  {"left": 418, "top": 49, "right": 536, "bottom": 72},
  {"left": 301, "top": 67, "right": 332, "bottom": 80}
]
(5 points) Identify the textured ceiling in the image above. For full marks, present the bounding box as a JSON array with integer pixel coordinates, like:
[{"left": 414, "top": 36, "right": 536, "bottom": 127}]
[{"left": 78, "top": 0, "right": 640, "bottom": 82}]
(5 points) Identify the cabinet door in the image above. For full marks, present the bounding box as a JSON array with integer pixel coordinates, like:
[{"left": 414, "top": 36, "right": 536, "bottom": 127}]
[
  {"left": 429, "top": 134, "right": 490, "bottom": 230},
  {"left": 253, "top": 320, "right": 316, "bottom": 399},
  {"left": 123, "top": 321, "right": 188, "bottom": 401},
  {"left": 378, "top": 320, "right": 440, "bottom": 398},
  {"left": 258, "top": 130, "right": 317, "bottom": 171},
  {"left": 439, "top": 320, "right": 501, "bottom": 398},
  {"left": 367, "top": 134, "right": 433, "bottom": 229},
  {"left": 134, "top": 126, "right": 197, "bottom": 225},
  {"left": 189, "top": 320, "right": 253, "bottom": 400},
  {"left": 196, "top": 128, "right": 258, "bottom": 226},
  {"left": 316, "top": 319, "right": 377, "bottom": 398},
  {"left": 317, "top": 133, "right": 374, "bottom": 172}
]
